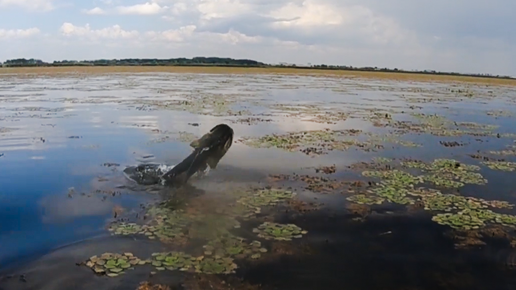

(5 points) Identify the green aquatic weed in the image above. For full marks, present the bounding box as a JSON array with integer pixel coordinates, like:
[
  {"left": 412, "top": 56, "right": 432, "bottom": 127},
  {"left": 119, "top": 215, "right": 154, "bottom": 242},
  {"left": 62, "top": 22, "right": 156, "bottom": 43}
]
[
  {"left": 431, "top": 211, "right": 485, "bottom": 230},
  {"left": 346, "top": 194, "right": 385, "bottom": 205},
  {"left": 202, "top": 234, "right": 267, "bottom": 260},
  {"left": 83, "top": 252, "right": 147, "bottom": 277},
  {"left": 362, "top": 170, "right": 422, "bottom": 187},
  {"left": 253, "top": 222, "right": 308, "bottom": 241},
  {"left": 372, "top": 157, "right": 393, "bottom": 164},
  {"left": 481, "top": 161, "right": 516, "bottom": 171},
  {"left": 150, "top": 251, "right": 198, "bottom": 272},
  {"left": 368, "top": 185, "right": 414, "bottom": 205}
]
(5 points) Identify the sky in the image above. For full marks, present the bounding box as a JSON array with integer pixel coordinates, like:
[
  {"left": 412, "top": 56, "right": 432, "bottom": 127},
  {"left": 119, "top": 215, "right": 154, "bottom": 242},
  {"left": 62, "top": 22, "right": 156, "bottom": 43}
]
[{"left": 0, "top": 0, "right": 515, "bottom": 76}]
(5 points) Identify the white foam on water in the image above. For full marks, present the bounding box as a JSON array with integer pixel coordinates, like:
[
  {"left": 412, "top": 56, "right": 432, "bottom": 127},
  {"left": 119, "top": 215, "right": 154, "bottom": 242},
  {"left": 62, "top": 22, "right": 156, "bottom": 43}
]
[
  {"left": 157, "top": 164, "right": 175, "bottom": 174},
  {"left": 124, "top": 162, "right": 211, "bottom": 185}
]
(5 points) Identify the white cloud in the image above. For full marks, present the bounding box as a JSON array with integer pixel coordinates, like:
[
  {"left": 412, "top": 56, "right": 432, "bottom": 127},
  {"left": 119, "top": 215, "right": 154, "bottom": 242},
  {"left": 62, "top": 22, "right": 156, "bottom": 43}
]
[
  {"left": 59, "top": 23, "right": 139, "bottom": 40},
  {"left": 0, "top": 28, "right": 40, "bottom": 39},
  {"left": 197, "top": 0, "right": 252, "bottom": 20},
  {"left": 82, "top": 7, "right": 106, "bottom": 15},
  {"left": 145, "top": 25, "right": 196, "bottom": 42},
  {"left": 266, "top": 1, "right": 417, "bottom": 47},
  {"left": 116, "top": 1, "right": 167, "bottom": 15},
  {"left": 268, "top": 1, "right": 344, "bottom": 27},
  {"left": 202, "top": 29, "right": 262, "bottom": 45},
  {"left": 0, "top": 0, "right": 55, "bottom": 11},
  {"left": 145, "top": 25, "right": 269, "bottom": 45}
]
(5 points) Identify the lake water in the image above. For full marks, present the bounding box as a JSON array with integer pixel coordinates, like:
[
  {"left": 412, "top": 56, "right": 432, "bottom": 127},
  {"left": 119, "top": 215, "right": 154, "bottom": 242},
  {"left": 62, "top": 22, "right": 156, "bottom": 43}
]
[{"left": 1, "top": 72, "right": 516, "bottom": 290}]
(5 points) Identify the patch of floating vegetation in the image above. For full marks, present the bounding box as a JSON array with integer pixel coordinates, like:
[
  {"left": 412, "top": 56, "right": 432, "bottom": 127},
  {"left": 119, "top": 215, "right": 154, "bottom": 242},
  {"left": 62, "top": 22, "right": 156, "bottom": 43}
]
[
  {"left": 362, "top": 112, "right": 396, "bottom": 127},
  {"left": 239, "top": 129, "right": 363, "bottom": 155},
  {"left": 432, "top": 208, "right": 516, "bottom": 230},
  {"left": 148, "top": 251, "right": 238, "bottom": 275},
  {"left": 269, "top": 173, "right": 367, "bottom": 194},
  {"left": 228, "top": 117, "right": 274, "bottom": 125},
  {"left": 0, "top": 127, "right": 17, "bottom": 133},
  {"left": 137, "top": 281, "right": 170, "bottom": 290},
  {"left": 378, "top": 112, "right": 508, "bottom": 138},
  {"left": 82, "top": 252, "right": 148, "bottom": 277},
  {"left": 267, "top": 104, "right": 349, "bottom": 124},
  {"left": 400, "top": 158, "right": 487, "bottom": 188},
  {"left": 346, "top": 194, "right": 384, "bottom": 205},
  {"left": 253, "top": 222, "right": 308, "bottom": 241},
  {"left": 203, "top": 235, "right": 267, "bottom": 260},
  {"left": 97, "top": 186, "right": 313, "bottom": 278},
  {"left": 314, "top": 164, "right": 336, "bottom": 174},
  {"left": 238, "top": 129, "right": 398, "bottom": 156},
  {"left": 240, "top": 128, "right": 427, "bottom": 157},
  {"left": 109, "top": 208, "right": 190, "bottom": 243},
  {"left": 343, "top": 157, "right": 516, "bottom": 231},
  {"left": 481, "top": 161, "right": 516, "bottom": 171},
  {"left": 236, "top": 188, "right": 295, "bottom": 218},
  {"left": 176, "top": 131, "right": 199, "bottom": 143},
  {"left": 303, "top": 112, "right": 348, "bottom": 124},
  {"left": 488, "top": 147, "right": 516, "bottom": 156},
  {"left": 141, "top": 93, "right": 250, "bottom": 117},
  {"left": 366, "top": 133, "right": 422, "bottom": 148},
  {"left": 372, "top": 157, "right": 393, "bottom": 164},
  {"left": 487, "top": 110, "right": 514, "bottom": 118}
]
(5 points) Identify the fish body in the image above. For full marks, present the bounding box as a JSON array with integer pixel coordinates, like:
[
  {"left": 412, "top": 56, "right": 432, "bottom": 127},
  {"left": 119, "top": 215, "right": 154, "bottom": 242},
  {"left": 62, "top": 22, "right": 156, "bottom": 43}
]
[{"left": 123, "top": 124, "right": 233, "bottom": 187}]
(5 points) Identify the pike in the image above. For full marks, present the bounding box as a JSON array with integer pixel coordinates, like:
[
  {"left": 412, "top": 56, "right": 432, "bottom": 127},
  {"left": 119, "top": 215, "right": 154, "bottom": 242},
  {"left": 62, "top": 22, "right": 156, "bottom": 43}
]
[{"left": 123, "top": 124, "right": 234, "bottom": 187}]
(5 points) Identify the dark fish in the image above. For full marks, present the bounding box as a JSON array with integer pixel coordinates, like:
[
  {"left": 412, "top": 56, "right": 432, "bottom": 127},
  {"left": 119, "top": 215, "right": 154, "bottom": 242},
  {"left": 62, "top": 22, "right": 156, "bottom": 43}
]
[{"left": 123, "top": 124, "right": 234, "bottom": 187}]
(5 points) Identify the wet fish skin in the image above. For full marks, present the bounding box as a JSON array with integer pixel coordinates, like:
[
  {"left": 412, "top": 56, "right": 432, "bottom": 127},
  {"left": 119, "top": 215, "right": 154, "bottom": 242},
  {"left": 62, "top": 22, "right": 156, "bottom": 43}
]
[
  {"left": 162, "top": 124, "right": 234, "bottom": 187},
  {"left": 123, "top": 123, "right": 234, "bottom": 187}
]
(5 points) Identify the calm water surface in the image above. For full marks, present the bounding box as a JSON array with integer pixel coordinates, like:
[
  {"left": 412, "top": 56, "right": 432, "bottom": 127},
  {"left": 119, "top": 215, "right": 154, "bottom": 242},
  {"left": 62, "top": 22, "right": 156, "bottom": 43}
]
[{"left": 1, "top": 73, "right": 516, "bottom": 289}]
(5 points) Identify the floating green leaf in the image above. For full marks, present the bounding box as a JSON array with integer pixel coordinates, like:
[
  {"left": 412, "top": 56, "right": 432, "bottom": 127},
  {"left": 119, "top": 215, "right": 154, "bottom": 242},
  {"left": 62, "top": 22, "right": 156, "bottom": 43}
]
[
  {"left": 253, "top": 222, "right": 307, "bottom": 241},
  {"left": 82, "top": 252, "right": 146, "bottom": 277},
  {"left": 346, "top": 194, "right": 384, "bottom": 205},
  {"left": 481, "top": 161, "right": 516, "bottom": 171}
]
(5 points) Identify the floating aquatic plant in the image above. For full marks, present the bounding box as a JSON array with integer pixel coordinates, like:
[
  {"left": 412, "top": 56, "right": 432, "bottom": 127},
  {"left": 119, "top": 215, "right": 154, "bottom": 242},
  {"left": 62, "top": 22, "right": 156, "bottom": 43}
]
[
  {"left": 481, "top": 161, "right": 516, "bottom": 171},
  {"left": 346, "top": 194, "right": 384, "bottom": 205},
  {"left": 362, "top": 170, "right": 423, "bottom": 188},
  {"left": 239, "top": 129, "right": 371, "bottom": 155},
  {"left": 109, "top": 207, "right": 190, "bottom": 243},
  {"left": 372, "top": 157, "right": 393, "bottom": 164},
  {"left": 406, "top": 187, "right": 441, "bottom": 197},
  {"left": 432, "top": 210, "right": 487, "bottom": 230},
  {"left": 84, "top": 252, "right": 147, "bottom": 277},
  {"left": 109, "top": 222, "right": 142, "bottom": 235},
  {"left": 150, "top": 251, "right": 198, "bottom": 272},
  {"left": 368, "top": 185, "right": 414, "bottom": 205},
  {"left": 253, "top": 222, "right": 307, "bottom": 241},
  {"left": 203, "top": 235, "right": 267, "bottom": 260},
  {"left": 486, "top": 110, "right": 513, "bottom": 118},
  {"left": 423, "top": 174, "right": 465, "bottom": 188},
  {"left": 400, "top": 158, "right": 487, "bottom": 188},
  {"left": 236, "top": 188, "right": 295, "bottom": 218},
  {"left": 194, "top": 257, "right": 238, "bottom": 275},
  {"left": 494, "top": 214, "right": 516, "bottom": 226}
]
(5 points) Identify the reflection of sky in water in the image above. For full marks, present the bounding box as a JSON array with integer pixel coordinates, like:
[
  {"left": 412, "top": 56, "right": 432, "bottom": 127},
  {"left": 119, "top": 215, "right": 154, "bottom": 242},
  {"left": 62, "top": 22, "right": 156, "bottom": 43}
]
[{"left": 1, "top": 73, "right": 516, "bottom": 269}]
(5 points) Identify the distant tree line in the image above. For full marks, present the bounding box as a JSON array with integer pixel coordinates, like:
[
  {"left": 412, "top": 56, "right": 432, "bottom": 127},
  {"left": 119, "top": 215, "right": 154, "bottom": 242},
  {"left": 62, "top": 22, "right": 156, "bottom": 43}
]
[
  {"left": 2, "top": 57, "right": 265, "bottom": 68},
  {"left": 1, "top": 57, "right": 513, "bottom": 80}
]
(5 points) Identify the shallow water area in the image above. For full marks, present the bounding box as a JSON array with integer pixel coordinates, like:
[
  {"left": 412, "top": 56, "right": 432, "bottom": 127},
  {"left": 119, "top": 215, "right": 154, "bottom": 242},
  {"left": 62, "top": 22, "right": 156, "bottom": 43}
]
[{"left": 2, "top": 72, "right": 516, "bottom": 289}]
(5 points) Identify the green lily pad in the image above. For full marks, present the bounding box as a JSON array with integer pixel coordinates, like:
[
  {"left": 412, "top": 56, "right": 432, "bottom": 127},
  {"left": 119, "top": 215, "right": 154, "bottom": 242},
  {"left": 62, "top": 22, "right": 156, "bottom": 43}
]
[
  {"left": 254, "top": 222, "right": 307, "bottom": 241},
  {"left": 346, "top": 194, "right": 384, "bottom": 205},
  {"left": 82, "top": 252, "right": 146, "bottom": 277}
]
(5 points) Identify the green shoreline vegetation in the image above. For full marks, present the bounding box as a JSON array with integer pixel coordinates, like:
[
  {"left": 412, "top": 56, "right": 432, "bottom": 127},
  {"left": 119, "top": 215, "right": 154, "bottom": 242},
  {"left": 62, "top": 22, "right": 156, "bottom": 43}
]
[{"left": 1, "top": 56, "right": 514, "bottom": 80}]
